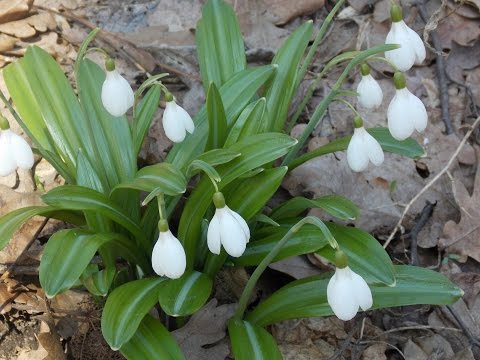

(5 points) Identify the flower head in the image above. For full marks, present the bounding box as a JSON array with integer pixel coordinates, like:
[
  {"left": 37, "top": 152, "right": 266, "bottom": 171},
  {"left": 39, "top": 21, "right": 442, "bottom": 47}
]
[
  {"left": 387, "top": 72, "right": 427, "bottom": 141},
  {"left": 207, "top": 192, "right": 250, "bottom": 257},
  {"left": 101, "top": 59, "right": 134, "bottom": 117},
  {"left": 356, "top": 65, "right": 383, "bottom": 109},
  {"left": 0, "top": 129, "right": 34, "bottom": 177},
  {"left": 162, "top": 98, "right": 195, "bottom": 143},
  {"left": 347, "top": 118, "right": 384, "bottom": 172},
  {"left": 385, "top": 5, "right": 426, "bottom": 72},
  {"left": 152, "top": 229, "right": 186, "bottom": 279}
]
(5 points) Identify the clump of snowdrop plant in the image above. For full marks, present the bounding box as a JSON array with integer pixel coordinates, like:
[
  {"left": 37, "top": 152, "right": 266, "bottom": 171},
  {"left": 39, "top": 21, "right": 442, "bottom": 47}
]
[
  {"left": 356, "top": 64, "right": 383, "bottom": 109},
  {"left": 385, "top": 4, "right": 426, "bottom": 72},
  {"left": 327, "top": 250, "right": 373, "bottom": 321},
  {"left": 347, "top": 116, "right": 384, "bottom": 172},
  {"left": 0, "top": 117, "right": 34, "bottom": 177},
  {"left": 0, "top": 1, "right": 463, "bottom": 357},
  {"left": 101, "top": 58, "right": 134, "bottom": 117}
]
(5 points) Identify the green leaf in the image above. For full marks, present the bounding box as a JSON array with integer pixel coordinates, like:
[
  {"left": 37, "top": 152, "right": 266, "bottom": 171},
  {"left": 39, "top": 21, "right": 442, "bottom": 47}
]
[
  {"left": 206, "top": 82, "right": 228, "bottom": 150},
  {"left": 228, "top": 319, "right": 282, "bottom": 360},
  {"left": 290, "top": 127, "right": 425, "bottom": 170},
  {"left": 158, "top": 271, "right": 213, "bottom": 317},
  {"left": 265, "top": 21, "right": 313, "bottom": 132},
  {"left": 120, "top": 315, "right": 185, "bottom": 360},
  {"left": 102, "top": 278, "right": 165, "bottom": 350},
  {"left": 133, "top": 85, "right": 161, "bottom": 156},
  {"left": 166, "top": 65, "right": 276, "bottom": 171},
  {"left": 113, "top": 163, "right": 187, "bottom": 196},
  {"left": 76, "top": 150, "right": 107, "bottom": 192},
  {"left": 246, "top": 265, "right": 464, "bottom": 327},
  {"left": 39, "top": 229, "right": 123, "bottom": 297},
  {"left": 42, "top": 185, "right": 144, "bottom": 240},
  {"left": 224, "top": 98, "right": 266, "bottom": 147},
  {"left": 196, "top": 0, "right": 246, "bottom": 92},
  {"left": 179, "top": 133, "right": 296, "bottom": 268},
  {"left": 271, "top": 195, "right": 360, "bottom": 221},
  {"left": 81, "top": 265, "right": 116, "bottom": 297},
  {"left": 195, "top": 149, "right": 241, "bottom": 167}
]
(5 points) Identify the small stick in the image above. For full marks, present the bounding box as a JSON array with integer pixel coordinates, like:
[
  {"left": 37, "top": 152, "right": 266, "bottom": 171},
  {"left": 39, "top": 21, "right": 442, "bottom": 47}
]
[
  {"left": 384, "top": 116, "right": 480, "bottom": 249},
  {"left": 409, "top": 200, "right": 436, "bottom": 265}
]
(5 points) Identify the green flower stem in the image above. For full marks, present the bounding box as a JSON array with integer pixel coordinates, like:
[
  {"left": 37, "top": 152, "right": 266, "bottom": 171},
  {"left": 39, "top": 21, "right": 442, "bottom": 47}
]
[
  {"left": 282, "top": 44, "right": 399, "bottom": 167},
  {"left": 334, "top": 98, "right": 361, "bottom": 119},
  {"left": 157, "top": 193, "right": 167, "bottom": 221},
  {"left": 296, "top": 0, "right": 346, "bottom": 87},
  {"left": 0, "top": 115, "right": 9, "bottom": 130},
  {"left": 289, "top": 136, "right": 349, "bottom": 170},
  {"left": 233, "top": 216, "right": 338, "bottom": 320},
  {"left": 74, "top": 28, "right": 100, "bottom": 82},
  {"left": 186, "top": 159, "right": 221, "bottom": 192},
  {"left": 368, "top": 56, "right": 399, "bottom": 72}
]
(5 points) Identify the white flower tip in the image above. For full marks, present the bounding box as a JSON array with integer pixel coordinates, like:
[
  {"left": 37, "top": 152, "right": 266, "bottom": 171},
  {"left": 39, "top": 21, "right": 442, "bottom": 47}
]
[
  {"left": 151, "top": 231, "right": 187, "bottom": 279},
  {"left": 101, "top": 69, "right": 134, "bottom": 117},
  {"left": 162, "top": 101, "right": 194, "bottom": 143}
]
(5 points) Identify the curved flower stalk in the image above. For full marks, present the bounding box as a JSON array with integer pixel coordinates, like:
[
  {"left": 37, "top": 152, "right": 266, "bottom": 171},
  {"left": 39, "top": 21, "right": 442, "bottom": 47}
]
[
  {"left": 385, "top": 4, "right": 426, "bottom": 72},
  {"left": 356, "top": 64, "right": 383, "bottom": 109},
  {"left": 327, "top": 250, "right": 373, "bottom": 321},
  {"left": 0, "top": 119, "right": 34, "bottom": 177},
  {"left": 347, "top": 117, "right": 384, "bottom": 172},
  {"left": 101, "top": 58, "right": 134, "bottom": 117},
  {"left": 162, "top": 94, "right": 195, "bottom": 143},
  {"left": 207, "top": 192, "right": 250, "bottom": 257},
  {"left": 388, "top": 72, "right": 428, "bottom": 140},
  {"left": 152, "top": 220, "right": 186, "bottom": 279}
]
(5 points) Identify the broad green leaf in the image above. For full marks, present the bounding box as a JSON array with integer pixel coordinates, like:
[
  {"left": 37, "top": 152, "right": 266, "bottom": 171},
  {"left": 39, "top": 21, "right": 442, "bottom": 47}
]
[
  {"left": 102, "top": 278, "right": 165, "bottom": 350},
  {"left": 196, "top": 0, "right": 246, "bottom": 91},
  {"left": 271, "top": 195, "right": 360, "bottom": 221},
  {"left": 195, "top": 149, "right": 241, "bottom": 168},
  {"left": 246, "top": 265, "right": 464, "bottom": 326},
  {"left": 76, "top": 150, "right": 107, "bottom": 193},
  {"left": 42, "top": 185, "right": 144, "bottom": 241},
  {"left": 158, "top": 271, "right": 212, "bottom": 317},
  {"left": 228, "top": 319, "right": 282, "bottom": 360},
  {"left": 81, "top": 265, "right": 116, "bottom": 297},
  {"left": 179, "top": 133, "right": 296, "bottom": 268},
  {"left": 265, "top": 21, "right": 313, "bottom": 132},
  {"left": 39, "top": 229, "right": 123, "bottom": 297},
  {"left": 167, "top": 65, "right": 275, "bottom": 171},
  {"left": 113, "top": 163, "right": 187, "bottom": 196},
  {"left": 120, "top": 315, "right": 185, "bottom": 360},
  {"left": 133, "top": 85, "right": 161, "bottom": 156},
  {"left": 290, "top": 127, "right": 425, "bottom": 170},
  {"left": 206, "top": 82, "right": 228, "bottom": 150},
  {"left": 224, "top": 98, "right": 266, "bottom": 147}
]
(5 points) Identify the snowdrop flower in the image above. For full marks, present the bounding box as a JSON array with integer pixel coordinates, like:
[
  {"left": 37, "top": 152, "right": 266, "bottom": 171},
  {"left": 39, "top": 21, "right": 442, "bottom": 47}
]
[
  {"left": 385, "top": 4, "right": 426, "bottom": 72},
  {"left": 162, "top": 94, "right": 195, "bottom": 143},
  {"left": 152, "top": 221, "right": 186, "bottom": 279},
  {"left": 0, "top": 123, "right": 34, "bottom": 177},
  {"left": 388, "top": 72, "right": 428, "bottom": 141},
  {"left": 101, "top": 58, "right": 134, "bottom": 117},
  {"left": 347, "top": 117, "right": 384, "bottom": 172},
  {"left": 356, "top": 64, "right": 383, "bottom": 109},
  {"left": 327, "top": 250, "right": 373, "bottom": 321},
  {"left": 207, "top": 192, "right": 250, "bottom": 257}
]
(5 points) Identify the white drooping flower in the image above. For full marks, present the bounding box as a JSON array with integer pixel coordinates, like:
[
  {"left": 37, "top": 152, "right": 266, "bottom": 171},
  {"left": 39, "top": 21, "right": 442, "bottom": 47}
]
[
  {"left": 385, "top": 5, "right": 426, "bottom": 72},
  {"left": 101, "top": 59, "right": 134, "bottom": 117},
  {"left": 207, "top": 192, "right": 250, "bottom": 258},
  {"left": 162, "top": 100, "right": 195, "bottom": 143},
  {"left": 357, "top": 65, "right": 383, "bottom": 109},
  {"left": 327, "top": 266, "right": 373, "bottom": 321},
  {"left": 152, "top": 230, "right": 186, "bottom": 279},
  {"left": 347, "top": 124, "right": 384, "bottom": 172},
  {"left": 388, "top": 72, "right": 428, "bottom": 141},
  {"left": 0, "top": 129, "right": 34, "bottom": 177}
]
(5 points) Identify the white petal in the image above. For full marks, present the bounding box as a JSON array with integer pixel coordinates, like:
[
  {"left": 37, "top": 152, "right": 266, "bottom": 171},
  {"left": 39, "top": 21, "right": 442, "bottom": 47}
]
[
  {"left": 0, "top": 131, "right": 17, "bottom": 177},
  {"left": 350, "top": 270, "right": 373, "bottom": 311},
  {"left": 226, "top": 206, "right": 250, "bottom": 242},
  {"left": 357, "top": 75, "right": 383, "bottom": 109},
  {"left": 406, "top": 26, "right": 426, "bottom": 65},
  {"left": 327, "top": 268, "right": 359, "bottom": 321},
  {"left": 220, "top": 210, "right": 247, "bottom": 257},
  {"left": 10, "top": 132, "right": 34, "bottom": 170},
  {"left": 152, "top": 231, "right": 186, "bottom": 279},
  {"left": 387, "top": 89, "right": 415, "bottom": 140},
  {"left": 176, "top": 104, "right": 195, "bottom": 134},
  {"left": 163, "top": 102, "right": 187, "bottom": 143},
  {"left": 207, "top": 211, "right": 222, "bottom": 255},
  {"left": 406, "top": 91, "right": 428, "bottom": 132},
  {"left": 347, "top": 128, "right": 369, "bottom": 172},
  {"left": 385, "top": 21, "right": 416, "bottom": 72},
  {"left": 101, "top": 70, "right": 134, "bottom": 117},
  {"left": 363, "top": 130, "right": 384, "bottom": 166}
]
